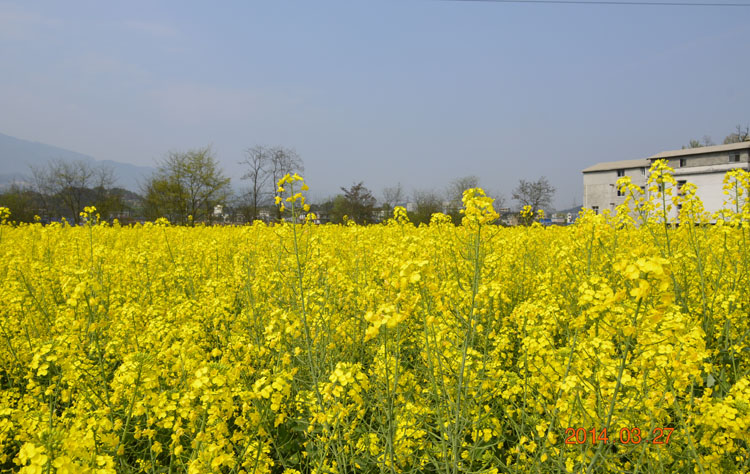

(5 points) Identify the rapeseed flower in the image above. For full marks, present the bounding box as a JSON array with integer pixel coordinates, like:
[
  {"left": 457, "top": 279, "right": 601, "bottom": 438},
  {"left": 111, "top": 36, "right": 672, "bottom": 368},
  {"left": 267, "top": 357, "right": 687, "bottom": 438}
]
[{"left": 1, "top": 169, "right": 749, "bottom": 472}]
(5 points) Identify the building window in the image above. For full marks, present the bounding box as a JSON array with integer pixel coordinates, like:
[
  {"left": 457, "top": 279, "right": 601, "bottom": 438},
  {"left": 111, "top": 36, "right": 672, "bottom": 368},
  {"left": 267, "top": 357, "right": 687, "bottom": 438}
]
[
  {"left": 617, "top": 187, "right": 625, "bottom": 197},
  {"left": 592, "top": 206, "right": 599, "bottom": 215},
  {"left": 730, "top": 153, "right": 741, "bottom": 163},
  {"left": 677, "top": 180, "right": 687, "bottom": 195},
  {"left": 679, "top": 158, "right": 687, "bottom": 167},
  {"left": 617, "top": 169, "right": 625, "bottom": 177},
  {"left": 641, "top": 167, "right": 646, "bottom": 176}
]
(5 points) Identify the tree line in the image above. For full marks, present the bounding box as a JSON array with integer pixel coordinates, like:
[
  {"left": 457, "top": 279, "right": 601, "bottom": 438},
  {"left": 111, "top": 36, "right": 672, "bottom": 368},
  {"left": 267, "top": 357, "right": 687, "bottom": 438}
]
[
  {"left": 684, "top": 124, "right": 750, "bottom": 149},
  {"left": 0, "top": 145, "right": 556, "bottom": 226},
  {"left": 0, "top": 160, "right": 138, "bottom": 225}
]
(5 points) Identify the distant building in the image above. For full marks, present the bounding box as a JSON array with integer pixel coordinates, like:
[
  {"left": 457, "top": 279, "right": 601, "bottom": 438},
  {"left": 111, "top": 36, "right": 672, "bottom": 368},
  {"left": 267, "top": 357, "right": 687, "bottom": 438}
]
[
  {"left": 555, "top": 206, "right": 584, "bottom": 224},
  {"left": 497, "top": 207, "right": 518, "bottom": 226},
  {"left": 583, "top": 142, "right": 750, "bottom": 217},
  {"left": 258, "top": 210, "right": 272, "bottom": 222},
  {"left": 650, "top": 142, "right": 750, "bottom": 215},
  {"left": 582, "top": 158, "right": 649, "bottom": 215},
  {"left": 374, "top": 209, "right": 390, "bottom": 222},
  {"left": 551, "top": 214, "right": 567, "bottom": 225}
]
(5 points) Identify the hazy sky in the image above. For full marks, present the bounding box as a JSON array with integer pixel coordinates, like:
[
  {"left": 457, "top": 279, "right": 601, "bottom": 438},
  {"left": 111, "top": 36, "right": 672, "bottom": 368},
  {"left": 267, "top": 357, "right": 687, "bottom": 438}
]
[{"left": 1, "top": 0, "right": 748, "bottom": 208}]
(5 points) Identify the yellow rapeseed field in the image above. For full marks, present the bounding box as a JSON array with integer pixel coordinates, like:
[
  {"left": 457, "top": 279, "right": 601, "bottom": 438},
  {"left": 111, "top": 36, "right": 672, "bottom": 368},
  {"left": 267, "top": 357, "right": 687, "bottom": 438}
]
[{"left": 1, "top": 163, "right": 749, "bottom": 473}]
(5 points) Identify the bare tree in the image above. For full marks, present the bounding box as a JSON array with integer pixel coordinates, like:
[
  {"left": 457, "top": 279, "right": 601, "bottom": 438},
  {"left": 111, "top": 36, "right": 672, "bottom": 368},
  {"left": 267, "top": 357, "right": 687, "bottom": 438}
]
[
  {"left": 30, "top": 159, "right": 116, "bottom": 224},
  {"left": 30, "top": 164, "right": 54, "bottom": 214},
  {"left": 239, "top": 145, "right": 271, "bottom": 221},
  {"left": 268, "top": 146, "right": 304, "bottom": 219},
  {"left": 445, "top": 175, "right": 480, "bottom": 219},
  {"left": 512, "top": 177, "right": 555, "bottom": 214},
  {"left": 724, "top": 124, "right": 750, "bottom": 144},
  {"left": 447, "top": 175, "right": 480, "bottom": 203},
  {"left": 269, "top": 147, "right": 304, "bottom": 190},
  {"left": 382, "top": 183, "right": 405, "bottom": 210},
  {"left": 485, "top": 189, "right": 507, "bottom": 210}
]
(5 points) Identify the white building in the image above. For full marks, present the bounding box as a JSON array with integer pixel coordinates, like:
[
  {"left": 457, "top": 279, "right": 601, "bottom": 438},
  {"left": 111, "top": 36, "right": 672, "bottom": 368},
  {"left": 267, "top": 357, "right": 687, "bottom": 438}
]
[
  {"left": 650, "top": 142, "right": 750, "bottom": 215},
  {"left": 583, "top": 142, "right": 750, "bottom": 216},
  {"left": 582, "top": 158, "right": 650, "bottom": 215}
]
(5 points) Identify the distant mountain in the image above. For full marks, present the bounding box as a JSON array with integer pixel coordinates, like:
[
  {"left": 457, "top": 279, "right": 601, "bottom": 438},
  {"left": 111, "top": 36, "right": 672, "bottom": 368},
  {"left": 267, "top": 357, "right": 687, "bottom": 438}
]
[{"left": 0, "top": 132, "right": 154, "bottom": 192}]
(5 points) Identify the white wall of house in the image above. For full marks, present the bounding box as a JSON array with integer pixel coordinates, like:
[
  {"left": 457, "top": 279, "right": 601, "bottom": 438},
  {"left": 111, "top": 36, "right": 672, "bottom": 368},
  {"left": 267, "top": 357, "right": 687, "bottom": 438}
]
[
  {"left": 583, "top": 166, "right": 647, "bottom": 214},
  {"left": 583, "top": 142, "right": 750, "bottom": 220},
  {"left": 672, "top": 163, "right": 746, "bottom": 215},
  {"left": 658, "top": 145, "right": 749, "bottom": 219}
]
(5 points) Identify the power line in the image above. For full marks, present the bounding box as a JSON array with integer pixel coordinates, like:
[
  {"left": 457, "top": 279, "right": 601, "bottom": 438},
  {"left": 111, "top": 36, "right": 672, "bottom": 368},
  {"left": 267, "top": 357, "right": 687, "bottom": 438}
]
[{"left": 440, "top": 0, "right": 750, "bottom": 6}]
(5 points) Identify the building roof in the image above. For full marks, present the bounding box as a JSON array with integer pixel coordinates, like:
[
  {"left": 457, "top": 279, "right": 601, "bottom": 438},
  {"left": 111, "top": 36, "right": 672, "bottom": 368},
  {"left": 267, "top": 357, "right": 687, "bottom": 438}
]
[
  {"left": 582, "top": 158, "right": 650, "bottom": 173},
  {"left": 649, "top": 141, "right": 750, "bottom": 160}
]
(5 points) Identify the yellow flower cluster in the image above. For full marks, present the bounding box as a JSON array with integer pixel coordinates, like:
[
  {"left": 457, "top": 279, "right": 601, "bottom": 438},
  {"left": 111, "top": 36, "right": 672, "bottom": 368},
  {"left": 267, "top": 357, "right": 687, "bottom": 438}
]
[
  {"left": 1, "top": 170, "right": 750, "bottom": 472},
  {"left": 0, "top": 206, "right": 10, "bottom": 225},
  {"left": 390, "top": 206, "right": 410, "bottom": 225},
  {"left": 461, "top": 188, "right": 499, "bottom": 228},
  {"left": 79, "top": 206, "right": 100, "bottom": 225},
  {"left": 275, "top": 173, "right": 310, "bottom": 214}
]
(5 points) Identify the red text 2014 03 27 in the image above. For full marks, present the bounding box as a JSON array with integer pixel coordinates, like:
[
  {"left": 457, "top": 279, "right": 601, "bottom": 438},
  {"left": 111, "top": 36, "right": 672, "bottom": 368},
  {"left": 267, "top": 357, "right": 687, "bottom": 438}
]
[{"left": 564, "top": 428, "right": 674, "bottom": 445}]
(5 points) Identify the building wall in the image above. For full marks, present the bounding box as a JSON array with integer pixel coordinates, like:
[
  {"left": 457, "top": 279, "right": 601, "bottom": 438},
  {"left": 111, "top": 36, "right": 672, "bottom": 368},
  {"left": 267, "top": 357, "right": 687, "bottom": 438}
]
[
  {"left": 666, "top": 149, "right": 750, "bottom": 169},
  {"left": 672, "top": 162, "right": 749, "bottom": 216},
  {"left": 658, "top": 149, "right": 749, "bottom": 220},
  {"left": 582, "top": 152, "right": 749, "bottom": 220},
  {"left": 583, "top": 166, "right": 647, "bottom": 214}
]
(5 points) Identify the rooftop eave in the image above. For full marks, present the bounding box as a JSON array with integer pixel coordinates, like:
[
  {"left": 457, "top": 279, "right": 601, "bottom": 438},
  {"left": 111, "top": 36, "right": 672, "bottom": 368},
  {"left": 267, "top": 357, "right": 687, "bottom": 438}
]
[
  {"left": 582, "top": 159, "right": 651, "bottom": 173},
  {"left": 649, "top": 141, "right": 750, "bottom": 160}
]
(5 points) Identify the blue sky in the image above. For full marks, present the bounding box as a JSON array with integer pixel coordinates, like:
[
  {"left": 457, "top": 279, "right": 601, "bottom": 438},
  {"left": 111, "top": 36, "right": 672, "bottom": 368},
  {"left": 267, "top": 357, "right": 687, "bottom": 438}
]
[{"left": 1, "top": 0, "right": 748, "bottom": 208}]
